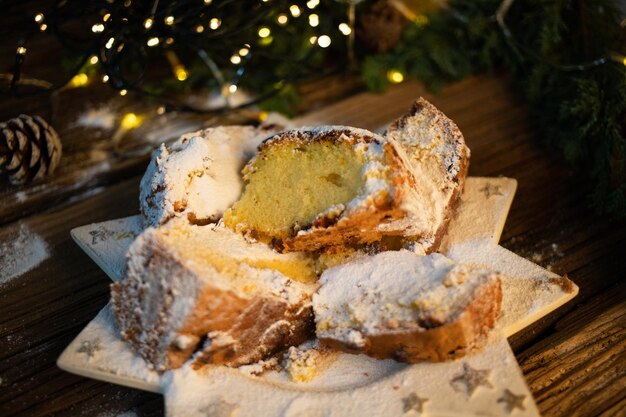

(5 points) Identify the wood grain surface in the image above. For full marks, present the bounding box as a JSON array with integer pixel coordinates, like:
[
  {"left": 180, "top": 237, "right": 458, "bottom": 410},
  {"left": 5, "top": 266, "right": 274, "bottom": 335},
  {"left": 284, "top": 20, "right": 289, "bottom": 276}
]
[{"left": 0, "top": 75, "right": 624, "bottom": 417}]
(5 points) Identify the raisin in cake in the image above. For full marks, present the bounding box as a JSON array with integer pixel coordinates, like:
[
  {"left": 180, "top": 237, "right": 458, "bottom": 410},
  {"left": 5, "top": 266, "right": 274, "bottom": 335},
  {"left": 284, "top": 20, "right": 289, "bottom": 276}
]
[
  {"left": 110, "top": 222, "right": 317, "bottom": 372},
  {"left": 313, "top": 251, "right": 501, "bottom": 362},
  {"left": 223, "top": 126, "right": 421, "bottom": 252},
  {"left": 140, "top": 123, "right": 283, "bottom": 228},
  {"left": 384, "top": 97, "right": 470, "bottom": 252}
]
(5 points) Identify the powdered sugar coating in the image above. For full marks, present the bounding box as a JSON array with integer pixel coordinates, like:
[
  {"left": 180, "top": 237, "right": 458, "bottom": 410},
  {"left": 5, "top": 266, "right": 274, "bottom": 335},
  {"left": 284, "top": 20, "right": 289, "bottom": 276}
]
[
  {"left": 313, "top": 251, "right": 498, "bottom": 346},
  {"left": 140, "top": 124, "right": 282, "bottom": 228}
]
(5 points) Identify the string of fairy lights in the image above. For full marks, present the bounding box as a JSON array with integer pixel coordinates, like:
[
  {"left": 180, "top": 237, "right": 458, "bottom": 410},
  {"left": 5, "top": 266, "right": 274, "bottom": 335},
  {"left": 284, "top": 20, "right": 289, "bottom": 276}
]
[{"left": 4, "top": 0, "right": 357, "bottom": 116}]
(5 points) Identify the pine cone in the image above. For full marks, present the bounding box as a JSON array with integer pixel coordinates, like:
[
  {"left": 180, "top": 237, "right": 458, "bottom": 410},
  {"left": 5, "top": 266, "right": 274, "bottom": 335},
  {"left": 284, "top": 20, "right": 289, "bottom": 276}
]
[{"left": 0, "top": 114, "right": 62, "bottom": 185}]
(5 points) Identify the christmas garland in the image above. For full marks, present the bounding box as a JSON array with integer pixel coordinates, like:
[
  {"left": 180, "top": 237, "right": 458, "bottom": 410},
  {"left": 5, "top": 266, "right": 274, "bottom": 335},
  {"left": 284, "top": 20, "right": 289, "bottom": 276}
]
[{"left": 362, "top": 0, "right": 626, "bottom": 219}]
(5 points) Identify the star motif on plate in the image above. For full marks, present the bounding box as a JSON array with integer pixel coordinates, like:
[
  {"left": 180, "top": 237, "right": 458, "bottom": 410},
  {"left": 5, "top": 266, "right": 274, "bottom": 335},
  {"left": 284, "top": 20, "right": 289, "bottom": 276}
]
[
  {"left": 200, "top": 399, "right": 239, "bottom": 417},
  {"left": 498, "top": 389, "right": 526, "bottom": 413},
  {"left": 77, "top": 338, "right": 101, "bottom": 358},
  {"left": 479, "top": 183, "right": 503, "bottom": 198},
  {"left": 402, "top": 392, "right": 428, "bottom": 414},
  {"left": 89, "top": 227, "right": 115, "bottom": 245},
  {"left": 450, "top": 363, "right": 493, "bottom": 397}
]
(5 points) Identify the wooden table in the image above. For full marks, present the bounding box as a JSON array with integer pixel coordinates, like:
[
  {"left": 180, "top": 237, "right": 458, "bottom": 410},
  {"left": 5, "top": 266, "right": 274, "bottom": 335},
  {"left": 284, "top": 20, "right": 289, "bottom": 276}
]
[{"left": 0, "top": 75, "right": 624, "bottom": 417}]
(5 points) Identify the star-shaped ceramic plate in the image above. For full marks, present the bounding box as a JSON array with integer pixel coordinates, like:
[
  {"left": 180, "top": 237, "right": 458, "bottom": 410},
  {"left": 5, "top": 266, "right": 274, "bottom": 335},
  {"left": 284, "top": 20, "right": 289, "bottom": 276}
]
[{"left": 59, "top": 177, "right": 577, "bottom": 417}]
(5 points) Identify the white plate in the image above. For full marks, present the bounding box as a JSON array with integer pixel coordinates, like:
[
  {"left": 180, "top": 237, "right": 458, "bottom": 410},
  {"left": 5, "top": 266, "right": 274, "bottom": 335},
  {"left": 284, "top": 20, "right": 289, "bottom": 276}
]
[{"left": 59, "top": 177, "right": 577, "bottom": 417}]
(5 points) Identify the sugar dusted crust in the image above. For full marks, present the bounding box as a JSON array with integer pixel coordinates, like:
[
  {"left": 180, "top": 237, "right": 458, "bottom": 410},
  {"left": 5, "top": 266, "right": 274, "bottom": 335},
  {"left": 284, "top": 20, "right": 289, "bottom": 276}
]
[
  {"left": 313, "top": 252, "right": 502, "bottom": 363},
  {"left": 111, "top": 223, "right": 316, "bottom": 372},
  {"left": 384, "top": 97, "right": 470, "bottom": 253},
  {"left": 229, "top": 126, "right": 420, "bottom": 252}
]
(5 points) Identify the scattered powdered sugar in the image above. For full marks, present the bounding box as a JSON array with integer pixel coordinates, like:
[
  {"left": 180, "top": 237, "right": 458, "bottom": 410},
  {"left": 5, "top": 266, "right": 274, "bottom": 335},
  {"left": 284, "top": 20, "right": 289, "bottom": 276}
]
[
  {"left": 0, "top": 224, "right": 50, "bottom": 286},
  {"left": 74, "top": 106, "right": 116, "bottom": 130},
  {"left": 97, "top": 410, "right": 138, "bottom": 417}
]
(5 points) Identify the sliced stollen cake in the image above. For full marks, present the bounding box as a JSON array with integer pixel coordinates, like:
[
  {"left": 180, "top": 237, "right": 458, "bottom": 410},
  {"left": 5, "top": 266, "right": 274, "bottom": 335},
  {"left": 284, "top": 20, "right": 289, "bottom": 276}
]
[
  {"left": 110, "top": 222, "right": 317, "bottom": 372},
  {"left": 223, "top": 126, "right": 422, "bottom": 252},
  {"left": 313, "top": 251, "right": 502, "bottom": 362},
  {"left": 140, "top": 123, "right": 283, "bottom": 228},
  {"left": 384, "top": 97, "right": 470, "bottom": 252}
]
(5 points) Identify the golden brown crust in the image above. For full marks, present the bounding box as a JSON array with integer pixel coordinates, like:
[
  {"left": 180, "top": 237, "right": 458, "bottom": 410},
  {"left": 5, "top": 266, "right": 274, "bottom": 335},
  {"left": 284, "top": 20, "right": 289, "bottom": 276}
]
[{"left": 319, "top": 277, "right": 502, "bottom": 363}]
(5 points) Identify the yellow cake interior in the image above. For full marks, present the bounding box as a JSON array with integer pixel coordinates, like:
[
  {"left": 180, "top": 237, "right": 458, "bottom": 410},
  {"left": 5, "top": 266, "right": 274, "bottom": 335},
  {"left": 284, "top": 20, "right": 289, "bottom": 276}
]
[{"left": 224, "top": 139, "right": 366, "bottom": 241}]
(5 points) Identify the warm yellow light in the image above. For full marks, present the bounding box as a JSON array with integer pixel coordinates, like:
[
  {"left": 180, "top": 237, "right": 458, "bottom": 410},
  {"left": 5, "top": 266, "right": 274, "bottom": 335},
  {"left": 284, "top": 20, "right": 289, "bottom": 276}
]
[
  {"left": 239, "top": 47, "right": 249, "bottom": 56},
  {"left": 120, "top": 89, "right": 128, "bottom": 96},
  {"left": 165, "top": 16, "right": 174, "bottom": 25},
  {"left": 309, "top": 14, "right": 319, "bottom": 27},
  {"left": 92, "top": 23, "right": 104, "bottom": 33},
  {"left": 175, "top": 67, "right": 188, "bottom": 81},
  {"left": 338, "top": 23, "right": 351, "bottom": 35},
  {"left": 102, "top": 75, "right": 109, "bottom": 82},
  {"left": 387, "top": 70, "right": 404, "bottom": 83},
  {"left": 623, "top": 57, "right": 626, "bottom": 66},
  {"left": 34, "top": 13, "right": 44, "bottom": 22},
  {"left": 258, "top": 111, "right": 269, "bottom": 121},
  {"left": 157, "top": 106, "right": 166, "bottom": 115},
  {"left": 40, "top": 23, "right": 47, "bottom": 31},
  {"left": 317, "top": 35, "right": 331, "bottom": 48},
  {"left": 103, "top": 13, "right": 111, "bottom": 22},
  {"left": 204, "top": 0, "right": 212, "bottom": 3},
  {"left": 106, "top": 37, "right": 115, "bottom": 49},
  {"left": 228, "top": 84, "right": 238, "bottom": 94},
  {"left": 258, "top": 27, "right": 271, "bottom": 38},
  {"left": 120, "top": 113, "right": 143, "bottom": 130},
  {"left": 230, "top": 55, "right": 241, "bottom": 64},
  {"left": 16, "top": 46, "right": 27, "bottom": 55},
  {"left": 309, "top": 36, "right": 317, "bottom": 45},
  {"left": 414, "top": 14, "right": 429, "bottom": 26},
  {"left": 277, "top": 14, "right": 288, "bottom": 25},
  {"left": 196, "top": 25, "right": 204, "bottom": 33},
  {"left": 144, "top": 18, "right": 153, "bottom": 29},
  {"left": 289, "top": 5, "right": 301, "bottom": 17},
  {"left": 147, "top": 37, "right": 160, "bottom": 47},
  {"left": 307, "top": 0, "right": 319, "bottom": 9},
  {"left": 69, "top": 73, "right": 89, "bottom": 88},
  {"left": 165, "top": 37, "right": 174, "bottom": 45},
  {"left": 89, "top": 55, "right": 99, "bottom": 65},
  {"left": 209, "top": 18, "right": 221, "bottom": 30}
]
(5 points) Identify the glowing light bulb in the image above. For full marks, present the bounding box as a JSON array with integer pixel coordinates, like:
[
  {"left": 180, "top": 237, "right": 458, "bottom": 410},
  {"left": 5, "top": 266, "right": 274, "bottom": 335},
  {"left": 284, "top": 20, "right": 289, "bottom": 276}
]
[
  {"left": 338, "top": 23, "right": 351, "bottom": 35},
  {"left": 106, "top": 37, "right": 115, "bottom": 49},
  {"left": 277, "top": 14, "right": 288, "bottom": 25},
  {"left": 209, "top": 18, "right": 221, "bottom": 30},
  {"left": 204, "top": 0, "right": 212, "bottom": 4},
  {"left": 308, "top": 14, "right": 319, "bottom": 27},
  {"left": 165, "top": 37, "right": 174, "bottom": 45},
  {"left": 196, "top": 25, "right": 204, "bottom": 33},
  {"left": 230, "top": 55, "right": 241, "bottom": 64},
  {"left": 16, "top": 46, "right": 27, "bottom": 55},
  {"left": 228, "top": 84, "right": 238, "bottom": 94},
  {"left": 239, "top": 47, "right": 249, "bottom": 56},
  {"left": 92, "top": 23, "right": 104, "bottom": 33},
  {"left": 165, "top": 16, "right": 174, "bottom": 25},
  {"left": 144, "top": 18, "right": 153, "bottom": 29},
  {"left": 387, "top": 70, "right": 404, "bottom": 83},
  {"left": 147, "top": 37, "right": 160, "bottom": 47},
  {"left": 309, "top": 36, "right": 317, "bottom": 45},
  {"left": 258, "top": 27, "right": 270, "bottom": 38},
  {"left": 103, "top": 13, "right": 111, "bottom": 22},
  {"left": 289, "top": 5, "right": 301, "bottom": 17},
  {"left": 34, "top": 13, "right": 44, "bottom": 22},
  {"left": 39, "top": 23, "right": 47, "bottom": 31},
  {"left": 157, "top": 106, "right": 166, "bottom": 115},
  {"left": 102, "top": 75, "right": 109, "bottom": 82},
  {"left": 119, "top": 89, "right": 128, "bottom": 96},
  {"left": 307, "top": 0, "right": 319, "bottom": 9},
  {"left": 69, "top": 73, "right": 89, "bottom": 88},
  {"left": 317, "top": 35, "right": 331, "bottom": 48},
  {"left": 120, "top": 113, "right": 143, "bottom": 129},
  {"left": 89, "top": 55, "right": 99, "bottom": 65},
  {"left": 175, "top": 67, "right": 188, "bottom": 81}
]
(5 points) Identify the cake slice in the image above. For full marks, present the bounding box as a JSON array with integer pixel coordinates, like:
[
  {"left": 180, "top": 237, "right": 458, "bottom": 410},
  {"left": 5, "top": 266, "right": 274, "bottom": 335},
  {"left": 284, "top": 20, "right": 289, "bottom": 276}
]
[
  {"left": 383, "top": 97, "right": 470, "bottom": 252},
  {"left": 140, "top": 123, "right": 283, "bottom": 228},
  {"left": 313, "top": 251, "right": 501, "bottom": 362},
  {"left": 223, "top": 126, "right": 420, "bottom": 252},
  {"left": 110, "top": 222, "right": 317, "bottom": 372}
]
